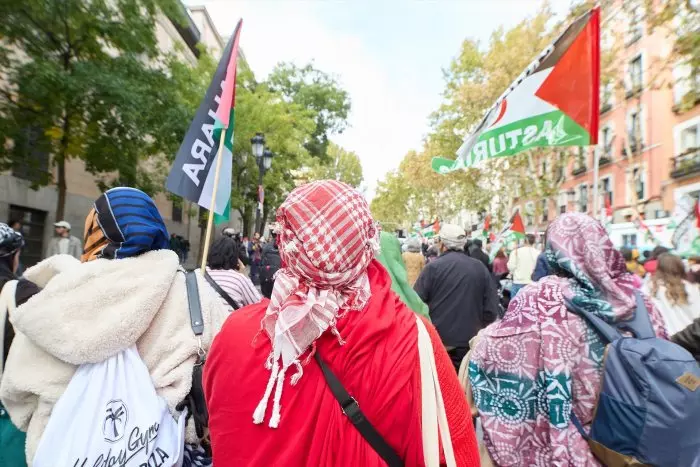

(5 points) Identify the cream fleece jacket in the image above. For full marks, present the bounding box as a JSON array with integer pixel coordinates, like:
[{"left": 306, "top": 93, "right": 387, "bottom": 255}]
[{"left": 0, "top": 250, "right": 229, "bottom": 463}]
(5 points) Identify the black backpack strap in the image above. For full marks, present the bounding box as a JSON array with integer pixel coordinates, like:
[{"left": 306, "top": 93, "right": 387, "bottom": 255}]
[
  {"left": 179, "top": 270, "right": 209, "bottom": 440},
  {"left": 314, "top": 352, "right": 403, "bottom": 467},
  {"left": 203, "top": 271, "right": 241, "bottom": 310},
  {"left": 184, "top": 271, "right": 205, "bottom": 336}
]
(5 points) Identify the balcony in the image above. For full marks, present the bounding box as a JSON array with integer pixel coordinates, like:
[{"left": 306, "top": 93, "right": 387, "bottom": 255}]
[
  {"left": 572, "top": 165, "right": 587, "bottom": 176},
  {"left": 670, "top": 148, "right": 700, "bottom": 179},
  {"left": 599, "top": 155, "right": 612, "bottom": 167},
  {"left": 621, "top": 141, "right": 641, "bottom": 158},
  {"left": 625, "top": 85, "right": 643, "bottom": 99},
  {"left": 600, "top": 102, "right": 612, "bottom": 114}
]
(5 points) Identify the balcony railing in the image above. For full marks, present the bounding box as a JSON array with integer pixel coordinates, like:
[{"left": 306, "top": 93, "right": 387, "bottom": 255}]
[
  {"left": 600, "top": 102, "right": 612, "bottom": 114},
  {"left": 572, "top": 165, "right": 587, "bottom": 176},
  {"left": 621, "top": 141, "right": 641, "bottom": 157},
  {"left": 670, "top": 148, "right": 700, "bottom": 179},
  {"left": 626, "top": 84, "right": 643, "bottom": 99}
]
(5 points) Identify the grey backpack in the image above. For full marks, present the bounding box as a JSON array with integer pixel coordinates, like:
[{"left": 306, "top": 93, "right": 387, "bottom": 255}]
[{"left": 567, "top": 292, "right": 700, "bottom": 466}]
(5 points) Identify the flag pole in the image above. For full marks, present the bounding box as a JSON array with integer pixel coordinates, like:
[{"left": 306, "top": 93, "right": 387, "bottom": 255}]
[
  {"left": 592, "top": 145, "right": 601, "bottom": 220},
  {"left": 200, "top": 129, "right": 227, "bottom": 271}
]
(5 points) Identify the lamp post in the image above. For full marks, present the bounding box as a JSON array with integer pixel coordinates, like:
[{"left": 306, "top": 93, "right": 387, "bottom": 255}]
[{"left": 251, "top": 133, "right": 274, "bottom": 235}]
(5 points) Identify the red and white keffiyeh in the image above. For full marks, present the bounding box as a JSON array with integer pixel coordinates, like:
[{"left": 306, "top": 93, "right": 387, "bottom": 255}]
[{"left": 253, "top": 180, "right": 380, "bottom": 427}]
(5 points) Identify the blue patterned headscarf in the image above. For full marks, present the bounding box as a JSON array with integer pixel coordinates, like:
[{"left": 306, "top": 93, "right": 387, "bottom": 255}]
[{"left": 82, "top": 187, "right": 169, "bottom": 262}]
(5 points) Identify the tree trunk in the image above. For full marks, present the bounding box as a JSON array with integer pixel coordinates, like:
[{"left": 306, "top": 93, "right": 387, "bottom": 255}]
[{"left": 55, "top": 115, "right": 70, "bottom": 222}]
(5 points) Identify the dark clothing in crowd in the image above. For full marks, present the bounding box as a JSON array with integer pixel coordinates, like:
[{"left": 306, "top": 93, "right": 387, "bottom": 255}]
[
  {"left": 1, "top": 260, "right": 41, "bottom": 369},
  {"left": 259, "top": 241, "right": 281, "bottom": 299},
  {"left": 532, "top": 252, "right": 550, "bottom": 282},
  {"left": 414, "top": 250, "right": 499, "bottom": 359},
  {"left": 672, "top": 317, "right": 700, "bottom": 362},
  {"left": 469, "top": 246, "right": 491, "bottom": 273}
]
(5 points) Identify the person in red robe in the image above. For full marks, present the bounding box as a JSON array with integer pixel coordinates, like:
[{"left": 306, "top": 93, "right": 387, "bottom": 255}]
[{"left": 203, "top": 180, "right": 480, "bottom": 466}]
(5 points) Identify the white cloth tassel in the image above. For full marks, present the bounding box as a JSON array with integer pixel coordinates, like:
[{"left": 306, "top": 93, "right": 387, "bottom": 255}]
[
  {"left": 269, "top": 366, "right": 288, "bottom": 428},
  {"left": 331, "top": 325, "right": 346, "bottom": 346},
  {"left": 290, "top": 361, "right": 303, "bottom": 385},
  {"left": 253, "top": 360, "right": 280, "bottom": 424}
]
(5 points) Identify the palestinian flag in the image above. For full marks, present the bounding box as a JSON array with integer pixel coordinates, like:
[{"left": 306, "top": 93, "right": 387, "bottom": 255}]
[
  {"left": 166, "top": 20, "right": 243, "bottom": 224},
  {"left": 489, "top": 211, "right": 526, "bottom": 260},
  {"left": 501, "top": 211, "right": 526, "bottom": 239},
  {"left": 433, "top": 7, "right": 600, "bottom": 174},
  {"left": 421, "top": 219, "right": 440, "bottom": 238}
]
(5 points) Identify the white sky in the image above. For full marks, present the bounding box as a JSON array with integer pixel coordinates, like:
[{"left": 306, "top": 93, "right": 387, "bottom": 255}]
[{"left": 188, "top": 0, "right": 573, "bottom": 199}]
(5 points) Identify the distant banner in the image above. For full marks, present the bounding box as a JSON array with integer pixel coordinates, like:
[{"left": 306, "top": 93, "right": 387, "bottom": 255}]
[{"left": 433, "top": 7, "right": 600, "bottom": 174}]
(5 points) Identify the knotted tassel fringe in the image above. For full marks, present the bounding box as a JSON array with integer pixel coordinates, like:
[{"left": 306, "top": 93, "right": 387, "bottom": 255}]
[
  {"left": 269, "top": 366, "right": 288, "bottom": 428},
  {"left": 253, "top": 360, "right": 280, "bottom": 424}
]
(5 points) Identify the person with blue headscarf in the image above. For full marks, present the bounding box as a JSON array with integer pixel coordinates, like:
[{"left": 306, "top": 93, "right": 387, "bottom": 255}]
[{"left": 0, "top": 188, "right": 228, "bottom": 465}]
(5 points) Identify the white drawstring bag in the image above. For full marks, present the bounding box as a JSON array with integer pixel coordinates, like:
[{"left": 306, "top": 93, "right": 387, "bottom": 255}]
[
  {"left": 33, "top": 345, "right": 186, "bottom": 467},
  {"left": 416, "top": 315, "right": 457, "bottom": 467}
]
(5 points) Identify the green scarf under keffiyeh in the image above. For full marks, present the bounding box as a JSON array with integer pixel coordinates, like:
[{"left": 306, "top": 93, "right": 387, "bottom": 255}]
[{"left": 376, "top": 232, "right": 430, "bottom": 319}]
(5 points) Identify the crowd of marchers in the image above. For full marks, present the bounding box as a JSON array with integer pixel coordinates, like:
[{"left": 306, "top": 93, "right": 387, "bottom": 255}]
[{"left": 0, "top": 180, "right": 698, "bottom": 467}]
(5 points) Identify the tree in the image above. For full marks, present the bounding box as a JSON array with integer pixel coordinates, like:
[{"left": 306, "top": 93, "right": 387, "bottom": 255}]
[
  {"left": 267, "top": 63, "right": 351, "bottom": 161},
  {"left": 373, "top": 6, "right": 562, "bottom": 229},
  {"left": 306, "top": 143, "right": 363, "bottom": 187},
  {"left": 0, "top": 0, "right": 189, "bottom": 220}
]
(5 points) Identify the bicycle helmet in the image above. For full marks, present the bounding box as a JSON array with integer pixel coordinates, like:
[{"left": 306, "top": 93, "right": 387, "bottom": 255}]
[{"left": 0, "top": 223, "right": 24, "bottom": 258}]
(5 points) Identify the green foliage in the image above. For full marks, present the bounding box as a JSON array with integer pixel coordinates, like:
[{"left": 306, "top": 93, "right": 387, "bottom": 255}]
[
  {"left": 0, "top": 0, "right": 189, "bottom": 218},
  {"left": 267, "top": 63, "right": 351, "bottom": 160},
  {"left": 306, "top": 143, "right": 363, "bottom": 187}
]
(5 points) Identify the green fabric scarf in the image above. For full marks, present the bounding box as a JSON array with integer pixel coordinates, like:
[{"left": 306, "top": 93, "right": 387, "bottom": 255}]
[{"left": 376, "top": 232, "right": 430, "bottom": 320}]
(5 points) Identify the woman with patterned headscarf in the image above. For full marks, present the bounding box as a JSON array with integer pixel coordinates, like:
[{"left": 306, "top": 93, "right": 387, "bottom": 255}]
[
  {"left": 468, "top": 213, "right": 667, "bottom": 466},
  {"left": 204, "top": 180, "right": 480, "bottom": 466},
  {"left": 1, "top": 187, "right": 228, "bottom": 463}
]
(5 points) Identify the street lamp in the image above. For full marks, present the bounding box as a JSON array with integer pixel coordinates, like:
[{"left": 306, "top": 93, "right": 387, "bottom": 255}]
[
  {"left": 252, "top": 137, "right": 275, "bottom": 235},
  {"left": 262, "top": 148, "right": 274, "bottom": 170},
  {"left": 251, "top": 133, "right": 265, "bottom": 159}
]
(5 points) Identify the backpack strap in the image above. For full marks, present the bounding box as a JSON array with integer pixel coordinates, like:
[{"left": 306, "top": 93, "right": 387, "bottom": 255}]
[
  {"left": 566, "top": 291, "right": 655, "bottom": 344},
  {"left": 203, "top": 271, "right": 241, "bottom": 311},
  {"left": 184, "top": 270, "right": 205, "bottom": 337},
  {"left": 314, "top": 352, "right": 404, "bottom": 467},
  {"left": 565, "top": 298, "right": 621, "bottom": 343},
  {"left": 616, "top": 291, "right": 655, "bottom": 339},
  {"left": 179, "top": 270, "right": 209, "bottom": 440}
]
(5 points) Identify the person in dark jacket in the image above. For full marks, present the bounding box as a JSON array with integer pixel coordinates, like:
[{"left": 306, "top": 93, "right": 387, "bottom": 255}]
[
  {"left": 672, "top": 316, "right": 700, "bottom": 362},
  {"left": 259, "top": 232, "right": 281, "bottom": 299},
  {"left": 0, "top": 223, "right": 41, "bottom": 467},
  {"left": 414, "top": 224, "right": 499, "bottom": 371},
  {"left": 468, "top": 239, "right": 491, "bottom": 273}
]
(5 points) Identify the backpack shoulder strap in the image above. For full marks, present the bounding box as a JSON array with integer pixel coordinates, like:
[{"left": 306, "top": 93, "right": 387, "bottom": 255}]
[
  {"left": 565, "top": 297, "right": 621, "bottom": 343},
  {"left": 183, "top": 270, "right": 204, "bottom": 337},
  {"left": 616, "top": 291, "right": 655, "bottom": 339},
  {"left": 203, "top": 271, "right": 241, "bottom": 311},
  {"left": 314, "top": 352, "right": 403, "bottom": 467}
]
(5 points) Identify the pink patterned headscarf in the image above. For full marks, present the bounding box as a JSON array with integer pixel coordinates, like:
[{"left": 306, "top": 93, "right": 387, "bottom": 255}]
[
  {"left": 253, "top": 180, "right": 380, "bottom": 427},
  {"left": 469, "top": 213, "right": 667, "bottom": 466}
]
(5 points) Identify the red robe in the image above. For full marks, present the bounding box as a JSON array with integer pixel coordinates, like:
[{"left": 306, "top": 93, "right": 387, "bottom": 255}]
[{"left": 204, "top": 261, "right": 480, "bottom": 466}]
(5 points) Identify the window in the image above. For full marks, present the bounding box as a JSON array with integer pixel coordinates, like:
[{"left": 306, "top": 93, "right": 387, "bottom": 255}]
[
  {"left": 172, "top": 203, "right": 183, "bottom": 223},
  {"left": 541, "top": 159, "right": 548, "bottom": 177},
  {"left": 680, "top": 125, "right": 699, "bottom": 153},
  {"left": 622, "top": 234, "right": 638, "bottom": 247},
  {"left": 540, "top": 199, "right": 548, "bottom": 223},
  {"left": 626, "top": 2, "right": 644, "bottom": 44},
  {"left": 12, "top": 126, "right": 50, "bottom": 184},
  {"left": 601, "top": 81, "right": 614, "bottom": 112},
  {"left": 8, "top": 205, "right": 47, "bottom": 269},
  {"left": 574, "top": 147, "right": 587, "bottom": 174},
  {"left": 600, "top": 176, "right": 614, "bottom": 208},
  {"left": 627, "top": 108, "right": 644, "bottom": 150},
  {"left": 628, "top": 55, "right": 643, "bottom": 93},
  {"left": 558, "top": 191, "right": 568, "bottom": 214},
  {"left": 579, "top": 184, "right": 588, "bottom": 213},
  {"left": 601, "top": 125, "right": 614, "bottom": 159},
  {"left": 630, "top": 167, "right": 646, "bottom": 201}
]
